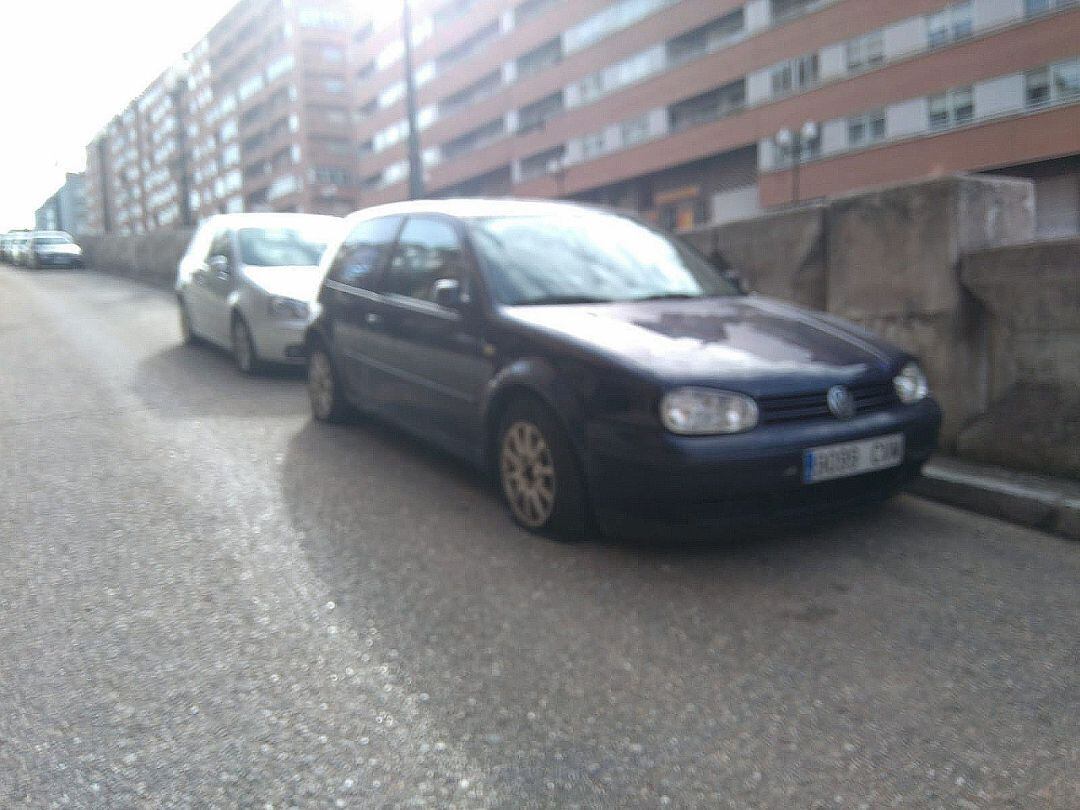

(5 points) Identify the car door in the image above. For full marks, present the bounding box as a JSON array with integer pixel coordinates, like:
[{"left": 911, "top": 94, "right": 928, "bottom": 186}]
[
  {"left": 365, "top": 215, "right": 492, "bottom": 453},
  {"left": 197, "top": 229, "right": 237, "bottom": 347},
  {"left": 319, "top": 215, "right": 403, "bottom": 402}
]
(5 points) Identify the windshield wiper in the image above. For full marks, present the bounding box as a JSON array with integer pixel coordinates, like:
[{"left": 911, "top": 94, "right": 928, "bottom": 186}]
[
  {"left": 518, "top": 295, "right": 613, "bottom": 305},
  {"left": 631, "top": 293, "right": 703, "bottom": 302}
]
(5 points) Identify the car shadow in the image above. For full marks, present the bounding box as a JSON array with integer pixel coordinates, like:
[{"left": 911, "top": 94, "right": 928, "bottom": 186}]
[
  {"left": 278, "top": 413, "right": 896, "bottom": 607},
  {"left": 134, "top": 342, "right": 307, "bottom": 418}
]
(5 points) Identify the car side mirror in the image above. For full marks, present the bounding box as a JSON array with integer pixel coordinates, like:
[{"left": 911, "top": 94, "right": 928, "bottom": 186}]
[
  {"left": 208, "top": 255, "right": 230, "bottom": 276},
  {"left": 432, "top": 277, "right": 469, "bottom": 310},
  {"left": 725, "top": 271, "right": 749, "bottom": 294}
]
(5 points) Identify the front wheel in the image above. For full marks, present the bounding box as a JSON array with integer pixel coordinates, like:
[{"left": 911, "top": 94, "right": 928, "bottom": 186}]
[
  {"left": 231, "top": 315, "right": 260, "bottom": 375},
  {"left": 307, "top": 344, "right": 353, "bottom": 423},
  {"left": 497, "top": 398, "right": 589, "bottom": 539}
]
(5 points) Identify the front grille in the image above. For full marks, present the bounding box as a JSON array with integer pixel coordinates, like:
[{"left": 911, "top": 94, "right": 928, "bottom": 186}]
[{"left": 758, "top": 380, "right": 898, "bottom": 424}]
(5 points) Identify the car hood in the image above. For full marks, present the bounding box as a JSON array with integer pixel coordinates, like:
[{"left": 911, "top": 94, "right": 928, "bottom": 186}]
[
  {"left": 243, "top": 266, "right": 324, "bottom": 302},
  {"left": 501, "top": 296, "right": 902, "bottom": 390}
]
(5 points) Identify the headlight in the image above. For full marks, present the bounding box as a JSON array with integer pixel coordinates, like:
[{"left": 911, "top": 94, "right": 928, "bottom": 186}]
[
  {"left": 267, "top": 296, "right": 310, "bottom": 320},
  {"left": 660, "top": 387, "right": 759, "bottom": 435},
  {"left": 893, "top": 362, "right": 929, "bottom": 404}
]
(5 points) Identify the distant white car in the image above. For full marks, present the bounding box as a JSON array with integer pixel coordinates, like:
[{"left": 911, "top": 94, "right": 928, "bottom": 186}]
[
  {"left": 175, "top": 213, "right": 342, "bottom": 373},
  {"left": 27, "top": 231, "right": 83, "bottom": 268}
]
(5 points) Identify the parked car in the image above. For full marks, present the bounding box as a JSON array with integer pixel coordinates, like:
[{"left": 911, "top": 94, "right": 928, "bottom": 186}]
[
  {"left": 0, "top": 233, "right": 11, "bottom": 263},
  {"left": 9, "top": 233, "right": 32, "bottom": 266},
  {"left": 175, "top": 213, "right": 341, "bottom": 373},
  {"left": 26, "top": 231, "right": 82, "bottom": 268},
  {"left": 304, "top": 199, "right": 942, "bottom": 538}
]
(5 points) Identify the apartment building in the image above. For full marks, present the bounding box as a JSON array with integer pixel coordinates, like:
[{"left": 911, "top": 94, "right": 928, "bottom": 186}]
[
  {"left": 35, "top": 173, "right": 87, "bottom": 235},
  {"left": 351, "top": 0, "right": 1080, "bottom": 233},
  {"left": 84, "top": 0, "right": 1079, "bottom": 236},
  {"left": 84, "top": 0, "right": 357, "bottom": 235}
]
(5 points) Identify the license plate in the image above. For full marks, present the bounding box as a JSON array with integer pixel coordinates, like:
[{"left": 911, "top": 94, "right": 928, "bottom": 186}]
[{"left": 803, "top": 433, "right": 904, "bottom": 484}]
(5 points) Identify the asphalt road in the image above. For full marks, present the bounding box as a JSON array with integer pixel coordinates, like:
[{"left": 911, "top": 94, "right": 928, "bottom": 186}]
[{"left": 1, "top": 266, "right": 1077, "bottom": 809}]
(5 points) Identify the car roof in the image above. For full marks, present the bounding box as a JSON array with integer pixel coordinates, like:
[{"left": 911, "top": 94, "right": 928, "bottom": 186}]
[
  {"left": 342, "top": 197, "right": 621, "bottom": 226},
  {"left": 32, "top": 231, "right": 72, "bottom": 239}
]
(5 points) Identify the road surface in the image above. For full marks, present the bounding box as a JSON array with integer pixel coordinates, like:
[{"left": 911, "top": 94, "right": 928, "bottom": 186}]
[{"left": 1, "top": 266, "right": 1077, "bottom": 808}]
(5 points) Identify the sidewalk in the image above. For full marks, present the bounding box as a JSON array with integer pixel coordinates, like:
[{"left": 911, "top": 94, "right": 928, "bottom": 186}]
[{"left": 909, "top": 456, "right": 1080, "bottom": 540}]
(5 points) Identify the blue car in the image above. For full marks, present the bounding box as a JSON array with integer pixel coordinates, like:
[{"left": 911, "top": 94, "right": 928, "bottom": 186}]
[{"left": 306, "top": 199, "right": 940, "bottom": 539}]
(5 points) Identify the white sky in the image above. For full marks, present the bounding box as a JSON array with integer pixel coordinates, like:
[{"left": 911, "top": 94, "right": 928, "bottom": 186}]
[{"left": 0, "top": 0, "right": 236, "bottom": 230}]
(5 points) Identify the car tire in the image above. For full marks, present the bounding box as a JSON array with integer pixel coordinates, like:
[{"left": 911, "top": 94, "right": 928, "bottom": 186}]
[
  {"left": 497, "top": 397, "right": 589, "bottom": 539},
  {"left": 307, "top": 343, "right": 353, "bottom": 423},
  {"left": 178, "top": 299, "right": 199, "bottom": 345},
  {"left": 231, "top": 315, "right": 261, "bottom": 375}
]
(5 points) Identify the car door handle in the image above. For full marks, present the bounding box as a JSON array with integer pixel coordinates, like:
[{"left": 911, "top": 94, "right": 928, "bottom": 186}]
[{"left": 365, "top": 312, "right": 383, "bottom": 326}]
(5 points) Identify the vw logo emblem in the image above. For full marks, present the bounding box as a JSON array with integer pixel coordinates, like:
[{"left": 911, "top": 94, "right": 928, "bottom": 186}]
[{"left": 827, "top": 385, "right": 855, "bottom": 419}]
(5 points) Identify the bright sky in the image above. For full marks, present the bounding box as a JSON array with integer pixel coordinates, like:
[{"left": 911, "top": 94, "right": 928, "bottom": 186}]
[{"left": 0, "top": 0, "right": 235, "bottom": 230}]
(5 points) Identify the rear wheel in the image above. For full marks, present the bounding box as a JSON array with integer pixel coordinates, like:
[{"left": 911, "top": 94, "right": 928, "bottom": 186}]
[
  {"left": 178, "top": 299, "right": 198, "bottom": 345},
  {"left": 308, "top": 344, "right": 353, "bottom": 423},
  {"left": 231, "top": 315, "right": 260, "bottom": 375},
  {"left": 497, "top": 398, "right": 589, "bottom": 539}
]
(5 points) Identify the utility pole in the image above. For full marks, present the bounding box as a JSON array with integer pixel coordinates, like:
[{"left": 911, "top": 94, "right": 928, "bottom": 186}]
[{"left": 402, "top": 0, "right": 425, "bottom": 199}]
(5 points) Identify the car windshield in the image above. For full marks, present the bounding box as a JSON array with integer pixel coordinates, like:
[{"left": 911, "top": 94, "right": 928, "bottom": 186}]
[
  {"left": 35, "top": 236, "right": 72, "bottom": 245},
  {"left": 237, "top": 225, "right": 332, "bottom": 267},
  {"left": 468, "top": 211, "right": 739, "bottom": 305}
]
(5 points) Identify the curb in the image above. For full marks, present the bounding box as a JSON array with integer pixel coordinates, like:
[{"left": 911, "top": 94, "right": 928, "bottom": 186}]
[{"left": 909, "top": 460, "right": 1080, "bottom": 540}]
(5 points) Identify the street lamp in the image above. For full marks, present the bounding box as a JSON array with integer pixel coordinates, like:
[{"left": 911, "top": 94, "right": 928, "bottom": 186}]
[{"left": 775, "top": 120, "right": 818, "bottom": 205}]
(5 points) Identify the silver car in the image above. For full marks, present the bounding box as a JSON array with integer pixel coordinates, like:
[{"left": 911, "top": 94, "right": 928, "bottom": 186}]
[{"left": 175, "top": 213, "right": 341, "bottom": 373}]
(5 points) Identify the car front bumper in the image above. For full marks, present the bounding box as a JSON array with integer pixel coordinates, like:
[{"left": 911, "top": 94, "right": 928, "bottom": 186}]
[
  {"left": 586, "top": 399, "right": 941, "bottom": 537},
  {"left": 251, "top": 318, "right": 310, "bottom": 364}
]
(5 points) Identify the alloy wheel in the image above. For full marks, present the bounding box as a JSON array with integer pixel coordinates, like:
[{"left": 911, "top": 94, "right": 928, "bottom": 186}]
[{"left": 500, "top": 420, "right": 557, "bottom": 528}]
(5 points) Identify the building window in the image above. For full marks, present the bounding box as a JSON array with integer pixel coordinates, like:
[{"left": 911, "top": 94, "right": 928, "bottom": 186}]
[
  {"left": 355, "top": 60, "right": 376, "bottom": 83},
  {"left": 847, "top": 109, "right": 887, "bottom": 146},
  {"left": 770, "top": 0, "right": 827, "bottom": 22},
  {"left": 669, "top": 80, "right": 745, "bottom": 131},
  {"left": 439, "top": 70, "right": 502, "bottom": 117},
  {"left": 516, "top": 37, "right": 563, "bottom": 79},
  {"left": 666, "top": 9, "right": 745, "bottom": 65},
  {"left": 514, "top": 0, "right": 558, "bottom": 26},
  {"left": 321, "top": 46, "right": 344, "bottom": 64},
  {"left": 581, "top": 132, "right": 606, "bottom": 158},
  {"left": 519, "top": 145, "right": 566, "bottom": 181},
  {"left": 1025, "top": 58, "right": 1080, "bottom": 107},
  {"left": 378, "top": 81, "right": 405, "bottom": 109},
  {"left": 621, "top": 115, "right": 651, "bottom": 146},
  {"left": 267, "top": 53, "right": 295, "bottom": 82},
  {"left": 433, "top": 0, "right": 477, "bottom": 27},
  {"left": 928, "top": 86, "right": 974, "bottom": 130},
  {"left": 927, "top": 1, "right": 974, "bottom": 49},
  {"left": 442, "top": 118, "right": 505, "bottom": 160},
  {"left": 845, "top": 31, "right": 884, "bottom": 72},
  {"left": 323, "top": 78, "right": 346, "bottom": 95},
  {"left": 435, "top": 21, "right": 499, "bottom": 72},
  {"left": 517, "top": 91, "right": 564, "bottom": 134},
  {"left": 771, "top": 53, "right": 819, "bottom": 96},
  {"left": 1025, "top": 0, "right": 1078, "bottom": 18},
  {"left": 564, "top": 0, "right": 674, "bottom": 53}
]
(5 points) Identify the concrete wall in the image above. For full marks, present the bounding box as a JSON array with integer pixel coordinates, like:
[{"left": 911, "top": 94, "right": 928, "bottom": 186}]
[
  {"left": 79, "top": 229, "right": 192, "bottom": 290},
  {"left": 958, "top": 237, "right": 1080, "bottom": 477},
  {"left": 686, "top": 174, "right": 1062, "bottom": 473}
]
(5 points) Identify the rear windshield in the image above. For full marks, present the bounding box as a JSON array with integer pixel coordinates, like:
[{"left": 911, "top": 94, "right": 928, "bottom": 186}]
[{"left": 237, "top": 225, "right": 333, "bottom": 267}]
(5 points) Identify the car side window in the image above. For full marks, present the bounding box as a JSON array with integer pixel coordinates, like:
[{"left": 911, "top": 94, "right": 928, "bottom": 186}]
[
  {"left": 326, "top": 216, "right": 403, "bottom": 290},
  {"left": 383, "top": 217, "right": 468, "bottom": 305}
]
